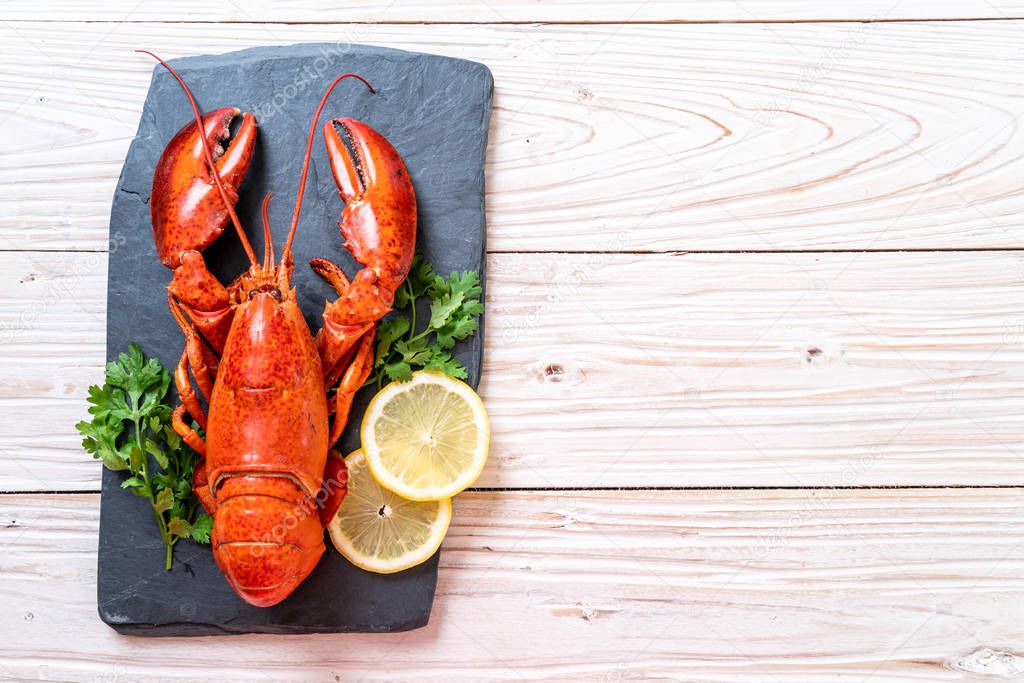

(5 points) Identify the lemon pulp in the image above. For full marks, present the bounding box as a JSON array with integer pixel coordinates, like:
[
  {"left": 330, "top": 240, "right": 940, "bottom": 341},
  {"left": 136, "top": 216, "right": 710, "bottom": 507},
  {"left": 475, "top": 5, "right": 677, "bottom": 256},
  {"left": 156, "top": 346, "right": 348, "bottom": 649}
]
[
  {"left": 361, "top": 371, "right": 490, "bottom": 501},
  {"left": 327, "top": 450, "right": 451, "bottom": 574}
]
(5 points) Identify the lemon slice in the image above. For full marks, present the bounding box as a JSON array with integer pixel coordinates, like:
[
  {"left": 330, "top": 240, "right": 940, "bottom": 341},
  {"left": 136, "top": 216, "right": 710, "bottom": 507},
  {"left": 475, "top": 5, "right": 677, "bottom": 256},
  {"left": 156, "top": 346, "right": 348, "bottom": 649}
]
[
  {"left": 328, "top": 450, "right": 451, "bottom": 574},
  {"left": 361, "top": 370, "right": 490, "bottom": 501}
]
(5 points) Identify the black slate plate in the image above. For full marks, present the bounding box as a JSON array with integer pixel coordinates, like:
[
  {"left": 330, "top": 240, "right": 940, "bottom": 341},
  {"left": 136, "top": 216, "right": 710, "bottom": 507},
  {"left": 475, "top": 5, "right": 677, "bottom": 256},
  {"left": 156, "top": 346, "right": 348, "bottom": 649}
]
[{"left": 99, "top": 43, "right": 493, "bottom": 636}]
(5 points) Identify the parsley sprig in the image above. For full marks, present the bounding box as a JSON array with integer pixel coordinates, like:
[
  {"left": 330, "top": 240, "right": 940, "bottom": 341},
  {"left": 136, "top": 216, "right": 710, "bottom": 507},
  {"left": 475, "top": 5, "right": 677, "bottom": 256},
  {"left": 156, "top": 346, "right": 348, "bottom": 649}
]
[
  {"left": 368, "top": 254, "right": 483, "bottom": 386},
  {"left": 76, "top": 343, "right": 212, "bottom": 569}
]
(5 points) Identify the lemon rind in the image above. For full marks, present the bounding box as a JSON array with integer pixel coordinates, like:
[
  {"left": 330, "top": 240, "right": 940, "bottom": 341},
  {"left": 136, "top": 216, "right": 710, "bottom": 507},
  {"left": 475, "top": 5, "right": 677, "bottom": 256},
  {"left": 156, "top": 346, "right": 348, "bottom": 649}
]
[
  {"left": 360, "top": 371, "right": 490, "bottom": 502},
  {"left": 327, "top": 451, "right": 453, "bottom": 574}
]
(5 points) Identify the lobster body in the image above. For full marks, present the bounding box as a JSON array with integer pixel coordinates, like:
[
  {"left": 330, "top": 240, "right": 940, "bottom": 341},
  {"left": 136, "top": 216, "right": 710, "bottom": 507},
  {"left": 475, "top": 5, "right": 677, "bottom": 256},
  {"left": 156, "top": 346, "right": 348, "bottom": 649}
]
[
  {"left": 205, "top": 290, "right": 329, "bottom": 606},
  {"left": 207, "top": 290, "right": 328, "bottom": 497},
  {"left": 146, "top": 56, "right": 415, "bottom": 607}
]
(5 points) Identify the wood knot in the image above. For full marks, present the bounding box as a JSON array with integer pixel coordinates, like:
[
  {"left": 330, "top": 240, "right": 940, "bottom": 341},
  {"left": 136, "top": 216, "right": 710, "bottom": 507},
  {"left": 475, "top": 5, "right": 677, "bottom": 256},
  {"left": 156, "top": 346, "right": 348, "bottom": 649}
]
[
  {"left": 951, "top": 647, "right": 1024, "bottom": 677},
  {"left": 549, "top": 601, "right": 619, "bottom": 622},
  {"left": 543, "top": 364, "right": 565, "bottom": 382},
  {"left": 804, "top": 346, "right": 823, "bottom": 363}
]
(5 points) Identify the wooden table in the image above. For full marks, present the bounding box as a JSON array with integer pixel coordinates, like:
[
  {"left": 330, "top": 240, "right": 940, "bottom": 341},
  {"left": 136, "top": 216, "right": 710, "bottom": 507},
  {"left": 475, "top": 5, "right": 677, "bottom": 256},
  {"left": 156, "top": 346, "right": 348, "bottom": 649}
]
[{"left": 2, "top": 1, "right": 1024, "bottom": 680}]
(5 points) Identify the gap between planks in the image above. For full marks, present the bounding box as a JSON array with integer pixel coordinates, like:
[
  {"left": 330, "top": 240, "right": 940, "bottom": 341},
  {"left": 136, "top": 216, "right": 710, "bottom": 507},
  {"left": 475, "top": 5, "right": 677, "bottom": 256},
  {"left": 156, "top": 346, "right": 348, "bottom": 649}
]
[
  {"left": 6, "top": 17, "right": 1024, "bottom": 25},
  {"left": 10, "top": 248, "right": 1024, "bottom": 255},
  {"left": 5, "top": 485, "right": 1024, "bottom": 496}
]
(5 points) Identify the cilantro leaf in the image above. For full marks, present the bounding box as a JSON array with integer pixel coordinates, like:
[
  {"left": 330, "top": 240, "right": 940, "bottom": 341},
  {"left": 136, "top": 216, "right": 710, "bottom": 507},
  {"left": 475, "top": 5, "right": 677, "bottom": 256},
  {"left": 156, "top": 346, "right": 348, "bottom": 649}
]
[
  {"left": 77, "top": 414, "right": 130, "bottom": 471},
  {"left": 394, "top": 338, "right": 433, "bottom": 366},
  {"left": 105, "top": 343, "right": 171, "bottom": 419},
  {"left": 428, "top": 290, "right": 466, "bottom": 331},
  {"left": 365, "top": 254, "right": 483, "bottom": 387},
  {"left": 409, "top": 254, "right": 444, "bottom": 296},
  {"left": 167, "top": 517, "right": 191, "bottom": 539},
  {"left": 435, "top": 316, "right": 479, "bottom": 350},
  {"left": 76, "top": 343, "right": 209, "bottom": 568},
  {"left": 375, "top": 316, "right": 410, "bottom": 366},
  {"left": 190, "top": 514, "right": 213, "bottom": 543},
  {"left": 422, "top": 347, "right": 468, "bottom": 380},
  {"left": 461, "top": 299, "right": 484, "bottom": 318},
  {"left": 384, "top": 360, "right": 413, "bottom": 382},
  {"left": 448, "top": 270, "right": 482, "bottom": 300},
  {"left": 153, "top": 487, "right": 173, "bottom": 515},
  {"left": 393, "top": 279, "right": 413, "bottom": 309}
]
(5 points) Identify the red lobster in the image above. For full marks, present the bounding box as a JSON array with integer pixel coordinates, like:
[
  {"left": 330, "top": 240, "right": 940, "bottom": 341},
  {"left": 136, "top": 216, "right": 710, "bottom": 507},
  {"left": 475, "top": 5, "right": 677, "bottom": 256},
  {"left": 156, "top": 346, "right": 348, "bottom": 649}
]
[{"left": 142, "top": 52, "right": 416, "bottom": 606}]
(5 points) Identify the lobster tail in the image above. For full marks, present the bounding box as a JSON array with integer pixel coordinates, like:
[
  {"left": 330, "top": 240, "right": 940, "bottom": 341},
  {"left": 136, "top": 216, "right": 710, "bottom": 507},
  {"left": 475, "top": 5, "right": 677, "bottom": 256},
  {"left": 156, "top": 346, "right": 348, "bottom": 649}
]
[{"left": 211, "top": 476, "right": 325, "bottom": 607}]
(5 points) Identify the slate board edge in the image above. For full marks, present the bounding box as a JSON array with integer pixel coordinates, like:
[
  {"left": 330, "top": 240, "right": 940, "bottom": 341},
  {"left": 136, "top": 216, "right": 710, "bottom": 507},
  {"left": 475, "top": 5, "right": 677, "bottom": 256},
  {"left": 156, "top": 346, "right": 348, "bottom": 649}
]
[
  {"left": 98, "top": 43, "right": 494, "bottom": 637},
  {"left": 99, "top": 552, "right": 441, "bottom": 637}
]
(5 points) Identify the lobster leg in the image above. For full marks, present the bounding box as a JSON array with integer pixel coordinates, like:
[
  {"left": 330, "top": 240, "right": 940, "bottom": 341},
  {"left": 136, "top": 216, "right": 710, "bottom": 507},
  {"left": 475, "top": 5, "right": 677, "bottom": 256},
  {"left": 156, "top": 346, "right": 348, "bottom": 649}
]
[
  {"left": 170, "top": 347, "right": 215, "bottom": 510},
  {"left": 317, "top": 451, "right": 349, "bottom": 527},
  {"left": 168, "top": 295, "right": 221, "bottom": 514},
  {"left": 174, "top": 351, "right": 208, "bottom": 432},
  {"left": 189, "top": 437, "right": 216, "bottom": 515},
  {"left": 168, "top": 252, "right": 236, "bottom": 355},
  {"left": 309, "top": 256, "right": 349, "bottom": 292},
  {"left": 310, "top": 258, "right": 376, "bottom": 387},
  {"left": 327, "top": 329, "right": 376, "bottom": 447},
  {"left": 173, "top": 404, "right": 207, "bottom": 456},
  {"left": 168, "top": 295, "right": 217, "bottom": 400},
  {"left": 171, "top": 361, "right": 215, "bottom": 512},
  {"left": 172, "top": 345, "right": 219, "bottom": 515}
]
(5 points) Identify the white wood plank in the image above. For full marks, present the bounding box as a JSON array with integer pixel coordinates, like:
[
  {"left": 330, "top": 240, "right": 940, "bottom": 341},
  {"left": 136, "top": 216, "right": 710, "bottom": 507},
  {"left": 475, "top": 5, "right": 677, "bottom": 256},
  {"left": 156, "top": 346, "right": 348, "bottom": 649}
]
[
  {"left": 2, "top": 0, "right": 1023, "bottom": 23},
  {"left": 2, "top": 21, "right": 1024, "bottom": 252},
  {"left": 0, "top": 490, "right": 1021, "bottom": 680},
  {"left": 6, "top": 250, "right": 1024, "bottom": 490}
]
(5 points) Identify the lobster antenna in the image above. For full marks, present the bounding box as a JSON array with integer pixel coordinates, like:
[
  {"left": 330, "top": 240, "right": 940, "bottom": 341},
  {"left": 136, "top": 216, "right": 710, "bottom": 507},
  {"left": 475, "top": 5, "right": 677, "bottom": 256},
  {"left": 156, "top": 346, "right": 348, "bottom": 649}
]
[
  {"left": 281, "top": 72, "right": 375, "bottom": 268},
  {"left": 137, "top": 49, "right": 259, "bottom": 269},
  {"left": 260, "top": 192, "right": 275, "bottom": 270}
]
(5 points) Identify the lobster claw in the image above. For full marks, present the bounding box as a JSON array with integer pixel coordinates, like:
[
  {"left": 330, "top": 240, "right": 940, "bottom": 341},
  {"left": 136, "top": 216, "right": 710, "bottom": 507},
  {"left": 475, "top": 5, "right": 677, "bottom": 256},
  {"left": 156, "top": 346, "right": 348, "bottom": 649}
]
[
  {"left": 323, "top": 118, "right": 417, "bottom": 300},
  {"left": 151, "top": 107, "right": 257, "bottom": 268}
]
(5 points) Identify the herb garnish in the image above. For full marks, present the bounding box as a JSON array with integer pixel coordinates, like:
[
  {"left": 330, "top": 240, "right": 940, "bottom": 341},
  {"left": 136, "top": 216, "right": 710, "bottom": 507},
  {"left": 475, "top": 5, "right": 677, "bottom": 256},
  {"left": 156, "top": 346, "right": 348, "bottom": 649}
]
[
  {"left": 76, "top": 343, "right": 211, "bottom": 569},
  {"left": 368, "top": 253, "right": 483, "bottom": 386}
]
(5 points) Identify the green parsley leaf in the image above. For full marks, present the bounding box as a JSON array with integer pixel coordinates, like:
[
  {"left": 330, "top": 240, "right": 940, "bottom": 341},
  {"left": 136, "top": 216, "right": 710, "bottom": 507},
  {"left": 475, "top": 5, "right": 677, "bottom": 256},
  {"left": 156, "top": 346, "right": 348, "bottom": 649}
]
[
  {"left": 422, "top": 347, "right": 468, "bottom": 380},
  {"left": 167, "top": 517, "right": 192, "bottom": 539},
  {"left": 448, "top": 270, "right": 482, "bottom": 300},
  {"left": 394, "top": 339, "right": 433, "bottom": 366},
  {"left": 76, "top": 343, "right": 210, "bottom": 570},
  {"left": 153, "top": 487, "right": 173, "bottom": 515},
  {"left": 460, "top": 299, "right": 484, "bottom": 317},
  {"left": 434, "top": 316, "right": 479, "bottom": 350},
  {"left": 190, "top": 514, "right": 213, "bottom": 543},
  {"left": 375, "top": 316, "right": 410, "bottom": 365},
  {"left": 428, "top": 290, "right": 466, "bottom": 331},
  {"left": 384, "top": 360, "right": 413, "bottom": 382},
  {"left": 77, "top": 414, "right": 130, "bottom": 471},
  {"left": 365, "top": 253, "right": 483, "bottom": 387},
  {"left": 106, "top": 343, "right": 170, "bottom": 419}
]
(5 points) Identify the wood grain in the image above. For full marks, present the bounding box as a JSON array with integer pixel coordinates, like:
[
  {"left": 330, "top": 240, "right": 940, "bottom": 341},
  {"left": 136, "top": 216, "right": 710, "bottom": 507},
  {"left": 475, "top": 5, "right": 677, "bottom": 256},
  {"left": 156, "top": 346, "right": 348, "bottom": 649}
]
[
  {"left": 0, "top": 5, "right": 1020, "bottom": 680},
  {"left": 3, "top": 21, "right": 1024, "bottom": 252},
  {"left": 3, "top": 0, "right": 1024, "bottom": 23},
  {"left": 7, "top": 250, "right": 1024, "bottom": 491},
  {"left": 1, "top": 490, "right": 1021, "bottom": 680}
]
